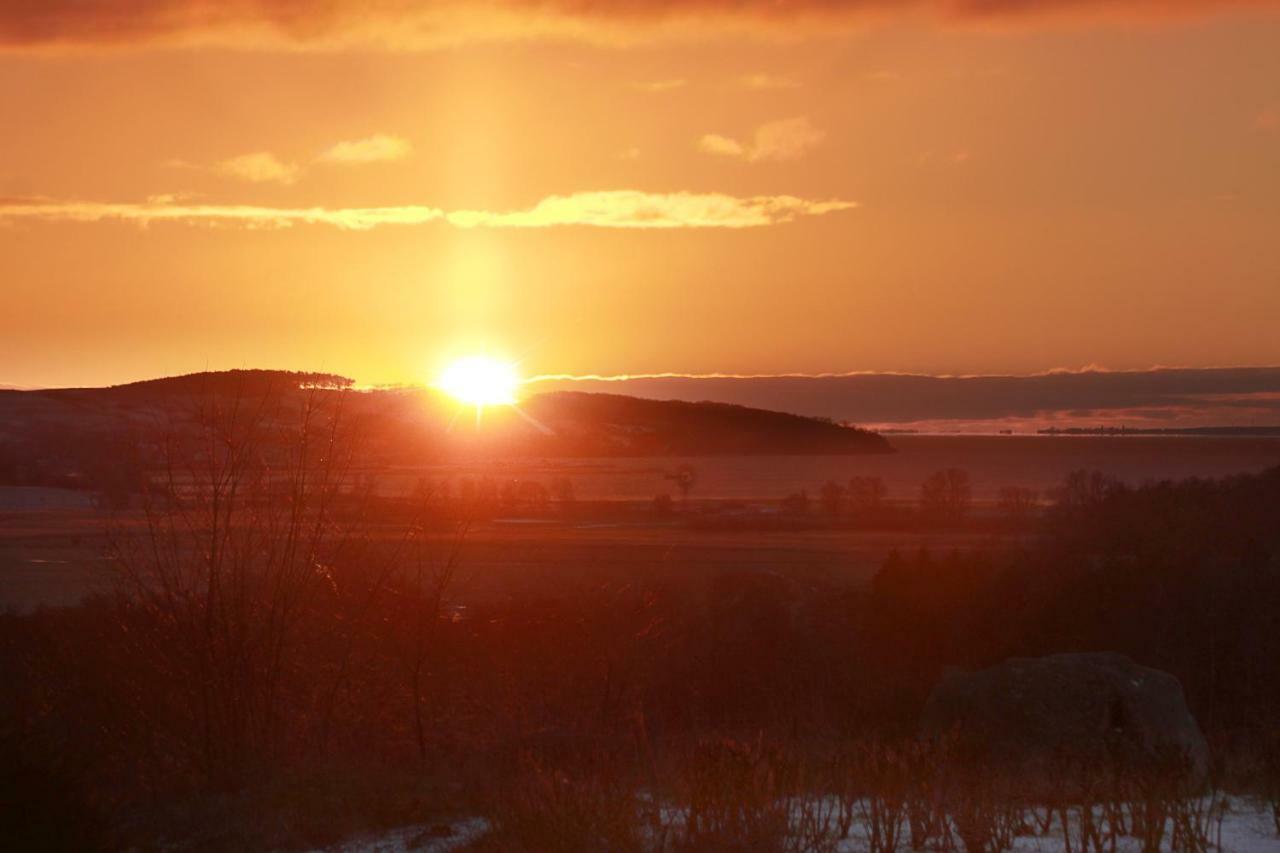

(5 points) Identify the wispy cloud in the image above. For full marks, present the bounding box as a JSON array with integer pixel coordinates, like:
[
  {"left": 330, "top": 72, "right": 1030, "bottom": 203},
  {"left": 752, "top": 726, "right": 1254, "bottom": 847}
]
[
  {"left": 180, "top": 134, "right": 411, "bottom": 186},
  {"left": 738, "top": 72, "right": 800, "bottom": 90},
  {"left": 216, "top": 151, "right": 302, "bottom": 185},
  {"left": 525, "top": 366, "right": 1280, "bottom": 429},
  {"left": 631, "top": 79, "right": 687, "bottom": 93},
  {"left": 0, "top": 190, "right": 856, "bottom": 231},
  {"left": 0, "top": 197, "right": 443, "bottom": 230},
  {"left": 2, "top": 1, "right": 1275, "bottom": 51},
  {"left": 316, "top": 134, "right": 412, "bottom": 164},
  {"left": 445, "top": 191, "right": 855, "bottom": 228},
  {"left": 917, "top": 149, "right": 973, "bottom": 166},
  {"left": 697, "top": 135, "right": 747, "bottom": 159},
  {"left": 698, "top": 117, "right": 825, "bottom": 163}
]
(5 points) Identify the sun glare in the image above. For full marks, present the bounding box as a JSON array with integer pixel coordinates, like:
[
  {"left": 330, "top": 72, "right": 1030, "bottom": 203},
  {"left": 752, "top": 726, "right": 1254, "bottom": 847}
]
[{"left": 436, "top": 356, "right": 520, "bottom": 406}]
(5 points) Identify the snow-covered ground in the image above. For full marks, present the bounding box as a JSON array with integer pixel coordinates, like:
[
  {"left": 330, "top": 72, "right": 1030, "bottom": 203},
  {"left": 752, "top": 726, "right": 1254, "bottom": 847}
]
[
  {"left": 319, "top": 817, "right": 490, "bottom": 853},
  {"left": 975, "top": 798, "right": 1276, "bottom": 853},
  {"left": 324, "top": 798, "right": 1277, "bottom": 852}
]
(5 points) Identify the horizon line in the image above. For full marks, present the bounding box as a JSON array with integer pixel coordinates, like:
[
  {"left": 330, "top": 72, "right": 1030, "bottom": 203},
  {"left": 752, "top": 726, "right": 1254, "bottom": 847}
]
[{"left": 9, "top": 362, "right": 1280, "bottom": 393}]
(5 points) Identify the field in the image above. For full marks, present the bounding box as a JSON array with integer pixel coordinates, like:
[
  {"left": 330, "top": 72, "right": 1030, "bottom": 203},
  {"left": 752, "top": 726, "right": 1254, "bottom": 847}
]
[
  {"left": 6, "top": 427, "right": 1280, "bottom": 851},
  {"left": 373, "top": 435, "right": 1280, "bottom": 502},
  {"left": 5, "top": 434, "right": 1278, "bottom": 615},
  {"left": 0, "top": 504, "right": 1011, "bottom": 614}
]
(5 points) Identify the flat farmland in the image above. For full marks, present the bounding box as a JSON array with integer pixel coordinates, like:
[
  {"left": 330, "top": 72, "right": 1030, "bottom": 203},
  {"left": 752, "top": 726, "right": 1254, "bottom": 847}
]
[{"left": 0, "top": 502, "right": 1017, "bottom": 613}]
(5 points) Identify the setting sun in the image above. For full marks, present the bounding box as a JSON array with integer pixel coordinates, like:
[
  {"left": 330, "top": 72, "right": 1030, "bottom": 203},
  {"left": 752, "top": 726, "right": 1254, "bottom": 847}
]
[{"left": 436, "top": 356, "right": 520, "bottom": 406}]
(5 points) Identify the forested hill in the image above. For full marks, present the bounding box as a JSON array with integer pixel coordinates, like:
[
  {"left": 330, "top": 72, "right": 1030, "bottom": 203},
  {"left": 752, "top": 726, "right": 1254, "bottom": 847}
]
[
  {"left": 0, "top": 371, "right": 891, "bottom": 483},
  {"left": 521, "top": 391, "right": 890, "bottom": 455}
]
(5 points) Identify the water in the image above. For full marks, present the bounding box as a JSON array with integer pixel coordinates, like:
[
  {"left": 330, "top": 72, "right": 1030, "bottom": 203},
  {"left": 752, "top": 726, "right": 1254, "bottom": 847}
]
[{"left": 398, "top": 435, "right": 1280, "bottom": 503}]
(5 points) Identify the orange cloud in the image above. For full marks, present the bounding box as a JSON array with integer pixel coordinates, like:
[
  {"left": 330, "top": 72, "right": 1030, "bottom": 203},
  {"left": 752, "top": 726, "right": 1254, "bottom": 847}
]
[
  {"left": 316, "top": 134, "right": 412, "bottom": 164},
  {"left": 3, "top": 1, "right": 1277, "bottom": 51},
  {"left": 523, "top": 366, "right": 1280, "bottom": 427},
  {"left": 738, "top": 72, "right": 801, "bottom": 90},
  {"left": 444, "top": 191, "right": 855, "bottom": 228},
  {"left": 217, "top": 151, "right": 302, "bottom": 185},
  {"left": 699, "top": 117, "right": 825, "bottom": 163},
  {"left": 0, "top": 197, "right": 444, "bottom": 230},
  {"left": 0, "top": 190, "right": 855, "bottom": 230},
  {"left": 631, "top": 79, "right": 687, "bottom": 93},
  {"left": 171, "top": 135, "right": 409, "bottom": 185}
]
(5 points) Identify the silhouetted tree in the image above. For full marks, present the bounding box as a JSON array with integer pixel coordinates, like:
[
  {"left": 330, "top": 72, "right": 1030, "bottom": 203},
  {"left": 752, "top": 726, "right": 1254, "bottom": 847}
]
[
  {"left": 781, "top": 490, "right": 811, "bottom": 515},
  {"left": 1052, "top": 469, "right": 1119, "bottom": 509},
  {"left": 996, "top": 486, "right": 1038, "bottom": 523},
  {"left": 551, "top": 476, "right": 576, "bottom": 512},
  {"left": 920, "top": 468, "right": 971, "bottom": 524},
  {"left": 517, "top": 481, "right": 549, "bottom": 512},
  {"left": 0, "top": 443, "right": 18, "bottom": 484},
  {"left": 848, "top": 475, "right": 889, "bottom": 513},
  {"left": 109, "top": 386, "right": 370, "bottom": 789},
  {"left": 820, "top": 480, "right": 846, "bottom": 517},
  {"left": 666, "top": 464, "right": 698, "bottom": 507}
]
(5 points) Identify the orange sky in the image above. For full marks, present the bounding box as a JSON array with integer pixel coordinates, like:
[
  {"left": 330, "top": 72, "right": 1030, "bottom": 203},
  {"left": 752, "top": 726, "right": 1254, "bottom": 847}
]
[{"left": 2, "top": 1, "right": 1279, "bottom": 388}]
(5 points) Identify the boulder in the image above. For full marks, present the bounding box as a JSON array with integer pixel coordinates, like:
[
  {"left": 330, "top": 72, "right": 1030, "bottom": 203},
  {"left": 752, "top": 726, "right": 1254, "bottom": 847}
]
[{"left": 921, "top": 653, "right": 1209, "bottom": 791}]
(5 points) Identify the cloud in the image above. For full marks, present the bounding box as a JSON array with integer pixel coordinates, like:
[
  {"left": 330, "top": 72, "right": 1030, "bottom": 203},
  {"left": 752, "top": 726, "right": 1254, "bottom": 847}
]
[
  {"left": 4, "top": 1, "right": 1276, "bottom": 52},
  {"left": 445, "top": 191, "right": 855, "bottom": 228},
  {"left": 697, "top": 134, "right": 747, "bottom": 158},
  {"left": 0, "top": 190, "right": 855, "bottom": 231},
  {"left": 316, "top": 134, "right": 412, "bottom": 164},
  {"left": 216, "top": 151, "right": 302, "bottom": 185},
  {"left": 699, "top": 117, "right": 825, "bottom": 163},
  {"left": 738, "top": 72, "right": 800, "bottom": 90},
  {"left": 917, "top": 149, "right": 974, "bottom": 166},
  {"left": 181, "top": 134, "right": 410, "bottom": 185},
  {"left": 0, "top": 197, "right": 443, "bottom": 230},
  {"left": 632, "top": 79, "right": 687, "bottom": 93},
  {"left": 524, "top": 366, "right": 1280, "bottom": 429}
]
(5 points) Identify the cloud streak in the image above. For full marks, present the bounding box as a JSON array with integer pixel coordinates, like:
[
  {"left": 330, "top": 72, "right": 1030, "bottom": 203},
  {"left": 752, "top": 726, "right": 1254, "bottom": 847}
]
[
  {"left": 699, "top": 117, "right": 825, "bottom": 163},
  {"left": 316, "top": 134, "right": 412, "bottom": 164},
  {"left": 217, "top": 151, "right": 302, "bottom": 185},
  {"left": 0, "top": 190, "right": 856, "bottom": 231},
  {"left": 525, "top": 366, "right": 1280, "bottom": 429},
  {"left": 3, "top": 1, "right": 1276, "bottom": 51},
  {"left": 631, "top": 79, "right": 687, "bottom": 93},
  {"left": 195, "top": 134, "right": 411, "bottom": 185},
  {"left": 738, "top": 73, "right": 801, "bottom": 90}
]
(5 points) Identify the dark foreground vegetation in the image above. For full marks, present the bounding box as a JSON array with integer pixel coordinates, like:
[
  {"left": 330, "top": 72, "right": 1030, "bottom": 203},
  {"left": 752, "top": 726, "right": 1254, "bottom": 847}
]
[{"left": 2, "top": 385, "right": 1279, "bottom": 850}]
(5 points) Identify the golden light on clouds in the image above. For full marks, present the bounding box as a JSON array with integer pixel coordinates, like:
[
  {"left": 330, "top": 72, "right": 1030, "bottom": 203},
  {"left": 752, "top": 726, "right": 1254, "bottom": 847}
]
[
  {"left": 217, "top": 152, "right": 303, "bottom": 185},
  {"left": 2, "top": 0, "right": 1277, "bottom": 52},
  {"left": 698, "top": 117, "right": 826, "bottom": 163},
  {"left": 0, "top": 192, "right": 857, "bottom": 231},
  {"left": 317, "top": 134, "right": 413, "bottom": 164}
]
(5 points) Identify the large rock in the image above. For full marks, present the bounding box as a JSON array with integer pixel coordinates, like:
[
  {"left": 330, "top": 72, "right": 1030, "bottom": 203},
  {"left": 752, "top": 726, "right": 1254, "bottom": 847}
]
[{"left": 921, "top": 653, "right": 1209, "bottom": 790}]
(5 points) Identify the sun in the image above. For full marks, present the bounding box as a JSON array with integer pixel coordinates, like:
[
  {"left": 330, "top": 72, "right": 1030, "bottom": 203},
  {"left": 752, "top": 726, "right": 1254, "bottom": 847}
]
[{"left": 436, "top": 356, "right": 521, "bottom": 406}]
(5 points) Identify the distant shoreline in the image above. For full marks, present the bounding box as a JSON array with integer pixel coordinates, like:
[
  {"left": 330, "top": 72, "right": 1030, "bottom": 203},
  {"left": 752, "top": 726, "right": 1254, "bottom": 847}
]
[
  {"left": 877, "top": 427, "right": 1280, "bottom": 437},
  {"left": 1034, "top": 426, "right": 1280, "bottom": 437}
]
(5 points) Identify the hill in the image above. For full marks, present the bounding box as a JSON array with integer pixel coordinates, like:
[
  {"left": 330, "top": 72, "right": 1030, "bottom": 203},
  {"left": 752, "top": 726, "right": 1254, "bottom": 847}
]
[
  {"left": 0, "top": 370, "right": 890, "bottom": 489},
  {"left": 518, "top": 391, "right": 890, "bottom": 456}
]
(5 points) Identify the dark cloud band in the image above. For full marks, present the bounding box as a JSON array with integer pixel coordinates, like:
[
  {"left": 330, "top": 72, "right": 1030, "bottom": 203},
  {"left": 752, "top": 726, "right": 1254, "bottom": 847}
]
[
  {"left": 526, "top": 367, "right": 1280, "bottom": 428},
  {"left": 2, "top": 1, "right": 1276, "bottom": 50}
]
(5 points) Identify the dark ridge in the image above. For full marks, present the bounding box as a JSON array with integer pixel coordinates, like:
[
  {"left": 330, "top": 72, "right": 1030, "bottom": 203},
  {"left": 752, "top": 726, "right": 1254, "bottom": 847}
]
[
  {"left": 88, "top": 369, "right": 352, "bottom": 395},
  {"left": 0, "top": 371, "right": 891, "bottom": 469},
  {"left": 523, "top": 390, "right": 892, "bottom": 455}
]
